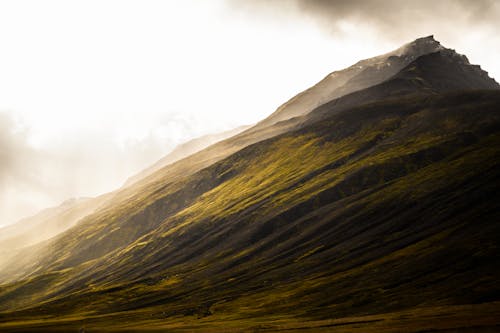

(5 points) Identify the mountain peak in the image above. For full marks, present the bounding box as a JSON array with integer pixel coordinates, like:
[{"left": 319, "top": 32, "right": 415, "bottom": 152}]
[
  {"left": 389, "top": 35, "right": 444, "bottom": 58},
  {"left": 421, "top": 34, "right": 435, "bottom": 40},
  {"left": 252, "top": 35, "right": 495, "bottom": 129},
  {"left": 392, "top": 35, "right": 473, "bottom": 65},
  {"left": 415, "top": 35, "right": 437, "bottom": 43},
  {"left": 411, "top": 35, "right": 438, "bottom": 45}
]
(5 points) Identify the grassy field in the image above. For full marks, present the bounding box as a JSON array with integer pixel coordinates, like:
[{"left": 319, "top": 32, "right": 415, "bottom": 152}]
[{"left": 1, "top": 302, "right": 499, "bottom": 332}]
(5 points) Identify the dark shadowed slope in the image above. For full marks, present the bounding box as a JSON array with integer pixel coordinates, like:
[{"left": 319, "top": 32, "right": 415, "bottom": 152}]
[{"left": 0, "top": 37, "right": 499, "bottom": 332}]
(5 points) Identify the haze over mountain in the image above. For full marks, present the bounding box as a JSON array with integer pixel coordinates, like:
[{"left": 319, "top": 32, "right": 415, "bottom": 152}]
[
  {"left": 0, "top": 37, "right": 499, "bottom": 332},
  {"left": 0, "top": 194, "right": 116, "bottom": 270},
  {"left": 124, "top": 125, "right": 251, "bottom": 187}
]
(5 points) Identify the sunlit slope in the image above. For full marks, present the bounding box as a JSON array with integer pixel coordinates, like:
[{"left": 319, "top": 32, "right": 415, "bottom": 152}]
[
  {"left": 0, "top": 118, "right": 295, "bottom": 283},
  {"left": 0, "top": 90, "right": 499, "bottom": 324}
]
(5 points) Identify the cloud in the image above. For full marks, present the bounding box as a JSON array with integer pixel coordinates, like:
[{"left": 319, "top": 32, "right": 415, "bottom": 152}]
[
  {"left": 226, "top": 0, "right": 500, "bottom": 81},
  {"left": 228, "top": 0, "right": 500, "bottom": 40},
  {"left": 0, "top": 113, "right": 20, "bottom": 186},
  {"left": 0, "top": 113, "right": 47, "bottom": 226},
  {"left": 0, "top": 113, "right": 39, "bottom": 189}
]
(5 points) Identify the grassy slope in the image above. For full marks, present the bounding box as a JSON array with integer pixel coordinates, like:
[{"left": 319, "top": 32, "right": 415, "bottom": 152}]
[
  {"left": 0, "top": 115, "right": 296, "bottom": 284},
  {"left": 0, "top": 90, "right": 499, "bottom": 331}
]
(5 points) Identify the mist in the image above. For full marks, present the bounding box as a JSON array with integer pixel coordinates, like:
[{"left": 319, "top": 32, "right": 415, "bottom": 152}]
[{"left": 0, "top": 111, "right": 227, "bottom": 227}]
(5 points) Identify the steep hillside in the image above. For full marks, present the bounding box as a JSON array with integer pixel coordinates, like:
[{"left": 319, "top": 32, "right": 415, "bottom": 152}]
[
  {"left": 5, "top": 39, "right": 500, "bottom": 286},
  {"left": 0, "top": 37, "right": 499, "bottom": 332},
  {"left": 4, "top": 42, "right": 497, "bottom": 284},
  {"left": 0, "top": 90, "right": 499, "bottom": 331},
  {"left": 0, "top": 118, "right": 300, "bottom": 284}
]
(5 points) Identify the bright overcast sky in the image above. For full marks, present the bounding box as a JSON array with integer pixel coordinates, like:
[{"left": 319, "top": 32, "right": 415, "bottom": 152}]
[{"left": 1, "top": 0, "right": 499, "bottom": 226}]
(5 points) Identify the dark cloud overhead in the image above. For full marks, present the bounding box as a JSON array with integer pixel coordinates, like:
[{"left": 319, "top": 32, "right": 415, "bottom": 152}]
[{"left": 229, "top": 0, "right": 500, "bottom": 40}]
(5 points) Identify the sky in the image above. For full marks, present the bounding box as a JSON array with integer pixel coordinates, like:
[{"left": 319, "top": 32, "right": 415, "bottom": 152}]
[{"left": 1, "top": 0, "right": 499, "bottom": 227}]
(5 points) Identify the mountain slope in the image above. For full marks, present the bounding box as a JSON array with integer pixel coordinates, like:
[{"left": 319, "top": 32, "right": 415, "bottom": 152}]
[
  {"left": 1, "top": 89, "right": 499, "bottom": 332},
  {"left": 3, "top": 39, "right": 495, "bottom": 284},
  {"left": 0, "top": 37, "right": 499, "bottom": 331}
]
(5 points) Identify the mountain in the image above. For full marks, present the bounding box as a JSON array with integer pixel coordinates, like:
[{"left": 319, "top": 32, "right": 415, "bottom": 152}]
[
  {"left": 254, "top": 35, "right": 453, "bottom": 129},
  {"left": 0, "top": 37, "right": 499, "bottom": 332},
  {"left": 124, "top": 125, "right": 251, "bottom": 187}
]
